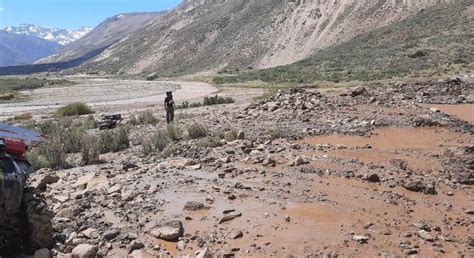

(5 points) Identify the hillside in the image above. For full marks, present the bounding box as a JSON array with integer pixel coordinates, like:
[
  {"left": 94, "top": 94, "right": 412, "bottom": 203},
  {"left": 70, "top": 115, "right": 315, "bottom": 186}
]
[
  {"left": 0, "top": 31, "right": 61, "bottom": 67},
  {"left": 36, "top": 12, "right": 163, "bottom": 64},
  {"left": 42, "top": 0, "right": 454, "bottom": 76},
  {"left": 215, "top": 0, "right": 474, "bottom": 84}
]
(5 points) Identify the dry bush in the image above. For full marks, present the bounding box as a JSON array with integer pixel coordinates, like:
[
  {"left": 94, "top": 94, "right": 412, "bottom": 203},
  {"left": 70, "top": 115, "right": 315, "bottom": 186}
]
[
  {"left": 81, "top": 134, "right": 100, "bottom": 165},
  {"left": 57, "top": 102, "right": 94, "bottom": 117},
  {"left": 142, "top": 129, "right": 170, "bottom": 155},
  {"left": 186, "top": 123, "right": 208, "bottom": 139},
  {"left": 99, "top": 127, "right": 130, "bottom": 153}
]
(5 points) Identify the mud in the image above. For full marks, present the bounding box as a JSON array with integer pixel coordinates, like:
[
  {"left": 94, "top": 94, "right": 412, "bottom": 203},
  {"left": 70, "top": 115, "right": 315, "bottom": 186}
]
[
  {"left": 12, "top": 77, "right": 474, "bottom": 257},
  {"left": 421, "top": 104, "right": 474, "bottom": 123}
]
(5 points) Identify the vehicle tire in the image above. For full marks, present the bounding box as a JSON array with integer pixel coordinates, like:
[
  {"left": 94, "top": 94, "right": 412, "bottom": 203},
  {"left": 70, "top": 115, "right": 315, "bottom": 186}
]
[{"left": 23, "top": 188, "right": 54, "bottom": 250}]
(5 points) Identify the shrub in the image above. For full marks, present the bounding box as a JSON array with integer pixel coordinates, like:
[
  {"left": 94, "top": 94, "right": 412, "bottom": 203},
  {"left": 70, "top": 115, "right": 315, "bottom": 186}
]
[
  {"left": 224, "top": 129, "right": 239, "bottom": 142},
  {"left": 142, "top": 129, "right": 170, "bottom": 155},
  {"left": 81, "top": 115, "right": 98, "bottom": 130},
  {"left": 187, "top": 123, "right": 208, "bottom": 139},
  {"left": 177, "top": 101, "right": 202, "bottom": 109},
  {"left": 40, "top": 138, "right": 70, "bottom": 169},
  {"left": 13, "top": 112, "right": 32, "bottom": 121},
  {"left": 203, "top": 95, "right": 235, "bottom": 106},
  {"left": 57, "top": 102, "right": 94, "bottom": 117},
  {"left": 81, "top": 134, "right": 100, "bottom": 165},
  {"left": 166, "top": 123, "right": 182, "bottom": 141},
  {"left": 26, "top": 148, "right": 49, "bottom": 171},
  {"left": 130, "top": 111, "right": 159, "bottom": 125},
  {"left": 99, "top": 127, "right": 130, "bottom": 153},
  {"left": 59, "top": 127, "right": 85, "bottom": 154}
]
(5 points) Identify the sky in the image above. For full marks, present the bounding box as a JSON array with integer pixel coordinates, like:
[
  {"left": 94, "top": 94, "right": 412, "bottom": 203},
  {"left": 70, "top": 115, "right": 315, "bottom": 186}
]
[{"left": 0, "top": 0, "right": 181, "bottom": 30}]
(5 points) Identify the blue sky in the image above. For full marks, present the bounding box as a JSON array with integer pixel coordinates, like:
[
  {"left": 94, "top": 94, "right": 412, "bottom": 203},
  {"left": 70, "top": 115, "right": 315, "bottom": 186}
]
[{"left": 0, "top": 0, "right": 181, "bottom": 30}]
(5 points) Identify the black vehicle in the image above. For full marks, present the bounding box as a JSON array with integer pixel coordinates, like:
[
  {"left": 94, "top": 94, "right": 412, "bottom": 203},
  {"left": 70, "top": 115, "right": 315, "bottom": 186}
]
[{"left": 0, "top": 124, "right": 53, "bottom": 256}]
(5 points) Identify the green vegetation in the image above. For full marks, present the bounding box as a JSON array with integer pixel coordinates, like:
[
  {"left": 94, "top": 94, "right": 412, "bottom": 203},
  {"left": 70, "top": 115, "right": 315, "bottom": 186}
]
[
  {"left": 214, "top": 1, "right": 473, "bottom": 84},
  {"left": 57, "top": 102, "right": 94, "bottom": 117},
  {"left": 0, "top": 77, "right": 74, "bottom": 93},
  {"left": 129, "top": 111, "right": 159, "bottom": 125},
  {"left": 186, "top": 123, "right": 209, "bottom": 139},
  {"left": 203, "top": 95, "right": 235, "bottom": 105},
  {"left": 98, "top": 127, "right": 130, "bottom": 153},
  {"left": 27, "top": 118, "right": 129, "bottom": 170},
  {"left": 81, "top": 134, "right": 100, "bottom": 165},
  {"left": 142, "top": 129, "right": 171, "bottom": 155},
  {"left": 177, "top": 95, "right": 235, "bottom": 110}
]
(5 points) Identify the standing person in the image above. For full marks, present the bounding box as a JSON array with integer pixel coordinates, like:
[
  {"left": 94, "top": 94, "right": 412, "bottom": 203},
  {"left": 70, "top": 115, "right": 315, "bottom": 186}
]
[{"left": 164, "top": 91, "right": 176, "bottom": 124}]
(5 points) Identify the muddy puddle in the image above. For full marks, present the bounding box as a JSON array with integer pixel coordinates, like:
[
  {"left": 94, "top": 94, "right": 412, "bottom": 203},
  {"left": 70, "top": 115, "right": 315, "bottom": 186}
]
[
  {"left": 302, "top": 127, "right": 471, "bottom": 149},
  {"left": 421, "top": 103, "right": 474, "bottom": 123}
]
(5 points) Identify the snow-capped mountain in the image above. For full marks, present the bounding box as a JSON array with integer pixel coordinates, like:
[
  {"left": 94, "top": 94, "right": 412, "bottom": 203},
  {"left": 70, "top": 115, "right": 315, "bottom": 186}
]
[{"left": 3, "top": 24, "right": 92, "bottom": 45}]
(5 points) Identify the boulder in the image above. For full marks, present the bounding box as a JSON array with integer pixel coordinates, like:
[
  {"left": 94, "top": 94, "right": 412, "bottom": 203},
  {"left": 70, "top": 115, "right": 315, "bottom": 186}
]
[{"left": 33, "top": 174, "right": 60, "bottom": 191}]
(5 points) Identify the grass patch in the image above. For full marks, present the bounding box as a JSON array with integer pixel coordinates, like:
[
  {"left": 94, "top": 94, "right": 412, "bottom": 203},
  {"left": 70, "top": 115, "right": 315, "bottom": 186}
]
[
  {"left": 81, "top": 134, "right": 100, "bottom": 165},
  {"left": 130, "top": 111, "right": 159, "bottom": 125},
  {"left": 57, "top": 102, "right": 94, "bottom": 117},
  {"left": 177, "top": 95, "right": 235, "bottom": 110},
  {"left": 0, "top": 77, "right": 75, "bottom": 93},
  {"left": 186, "top": 123, "right": 208, "bottom": 139},
  {"left": 142, "top": 129, "right": 171, "bottom": 155},
  {"left": 213, "top": 0, "right": 473, "bottom": 83},
  {"left": 99, "top": 127, "right": 130, "bottom": 153}
]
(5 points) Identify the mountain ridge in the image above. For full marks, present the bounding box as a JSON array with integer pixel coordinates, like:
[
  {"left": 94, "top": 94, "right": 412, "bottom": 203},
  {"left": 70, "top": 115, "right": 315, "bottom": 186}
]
[
  {"left": 44, "top": 0, "right": 455, "bottom": 76},
  {"left": 3, "top": 24, "right": 92, "bottom": 45}
]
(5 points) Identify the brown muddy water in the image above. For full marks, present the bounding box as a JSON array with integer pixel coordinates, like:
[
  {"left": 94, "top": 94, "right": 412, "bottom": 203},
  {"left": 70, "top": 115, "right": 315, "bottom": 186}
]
[{"left": 421, "top": 104, "right": 474, "bottom": 123}]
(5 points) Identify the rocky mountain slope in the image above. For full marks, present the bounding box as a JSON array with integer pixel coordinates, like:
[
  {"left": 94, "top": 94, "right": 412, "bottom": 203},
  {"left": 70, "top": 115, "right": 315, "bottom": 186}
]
[
  {"left": 36, "top": 12, "right": 164, "bottom": 65},
  {"left": 4, "top": 24, "right": 92, "bottom": 45},
  {"left": 44, "top": 0, "right": 456, "bottom": 76},
  {"left": 216, "top": 0, "right": 474, "bottom": 83},
  {"left": 0, "top": 31, "right": 61, "bottom": 67}
]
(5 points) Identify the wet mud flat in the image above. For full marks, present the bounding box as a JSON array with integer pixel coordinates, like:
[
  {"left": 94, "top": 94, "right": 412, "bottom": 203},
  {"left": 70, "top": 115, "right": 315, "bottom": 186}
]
[{"left": 25, "top": 78, "right": 473, "bottom": 257}]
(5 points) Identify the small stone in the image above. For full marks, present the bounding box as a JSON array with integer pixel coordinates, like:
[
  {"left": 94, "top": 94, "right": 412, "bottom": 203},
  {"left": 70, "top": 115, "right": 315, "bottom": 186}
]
[
  {"left": 71, "top": 244, "right": 98, "bottom": 258},
  {"left": 353, "top": 235, "right": 369, "bottom": 244},
  {"left": 150, "top": 220, "right": 184, "bottom": 241},
  {"left": 230, "top": 230, "right": 243, "bottom": 239},
  {"left": 237, "top": 131, "right": 245, "bottom": 140},
  {"left": 103, "top": 229, "right": 120, "bottom": 241},
  {"left": 366, "top": 173, "right": 380, "bottom": 183},
  {"left": 418, "top": 230, "right": 435, "bottom": 242},
  {"left": 129, "top": 240, "right": 145, "bottom": 253},
  {"left": 219, "top": 212, "right": 242, "bottom": 224},
  {"left": 284, "top": 215, "right": 291, "bottom": 222},
  {"left": 177, "top": 240, "right": 187, "bottom": 251},
  {"left": 465, "top": 210, "right": 474, "bottom": 215},
  {"left": 196, "top": 248, "right": 212, "bottom": 258},
  {"left": 121, "top": 191, "right": 137, "bottom": 201},
  {"left": 183, "top": 201, "right": 205, "bottom": 211}
]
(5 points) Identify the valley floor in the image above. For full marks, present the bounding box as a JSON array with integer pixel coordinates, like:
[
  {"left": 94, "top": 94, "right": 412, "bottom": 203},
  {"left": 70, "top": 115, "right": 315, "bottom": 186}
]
[{"left": 2, "top": 76, "right": 473, "bottom": 257}]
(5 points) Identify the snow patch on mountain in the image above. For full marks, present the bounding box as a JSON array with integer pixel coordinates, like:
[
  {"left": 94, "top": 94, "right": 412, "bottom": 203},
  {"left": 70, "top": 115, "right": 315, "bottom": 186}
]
[{"left": 2, "top": 24, "right": 92, "bottom": 45}]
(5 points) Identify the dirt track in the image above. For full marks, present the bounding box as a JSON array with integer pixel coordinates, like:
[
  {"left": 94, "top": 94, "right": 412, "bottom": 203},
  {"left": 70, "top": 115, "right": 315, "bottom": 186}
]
[{"left": 0, "top": 78, "right": 218, "bottom": 119}]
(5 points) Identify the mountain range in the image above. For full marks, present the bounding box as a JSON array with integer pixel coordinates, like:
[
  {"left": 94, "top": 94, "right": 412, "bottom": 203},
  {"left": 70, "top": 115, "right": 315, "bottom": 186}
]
[
  {"left": 2, "top": 0, "right": 472, "bottom": 80},
  {"left": 0, "top": 24, "right": 91, "bottom": 67}
]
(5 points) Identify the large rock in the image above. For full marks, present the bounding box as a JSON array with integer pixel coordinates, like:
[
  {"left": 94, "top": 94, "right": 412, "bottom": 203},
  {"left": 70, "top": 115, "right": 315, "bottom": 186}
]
[
  {"left": 150, "top": 220, "right": 184, "bottom": 241},
  {"left": 71, "top": 244, "right": 98, "bottom": 258},
  {"left": 32, "top": 174, "right": 60, "bottom": 191}
]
